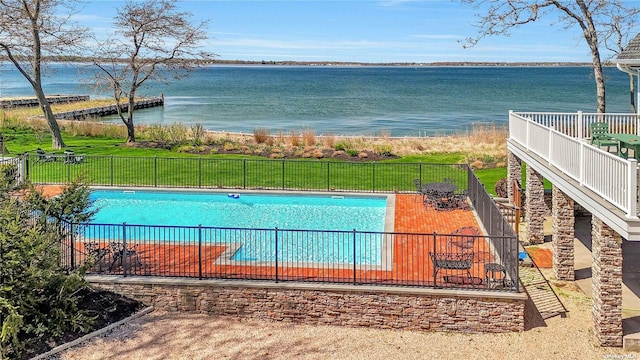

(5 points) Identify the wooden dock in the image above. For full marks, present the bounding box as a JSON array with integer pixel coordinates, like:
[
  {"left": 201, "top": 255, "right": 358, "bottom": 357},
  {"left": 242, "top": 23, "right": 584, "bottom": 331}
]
[
  {"left": 52, "top": 97, "right": 164, "bottom": 120},
  {"left": 0, "top": 95, "right": 90, "bottom": 108}
]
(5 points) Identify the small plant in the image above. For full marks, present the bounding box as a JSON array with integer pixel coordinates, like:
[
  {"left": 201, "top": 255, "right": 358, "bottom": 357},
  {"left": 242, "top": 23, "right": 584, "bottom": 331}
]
[
  {"left": 302, "top": 129, "right": 316, "bottom": 146},
  {"left": 191, "top": 123, "right": 205, "bottom": 144},
  {"left": 265, "top": 136, "right": 275, "bottom": 146},
  {"left": 223, "top": 142, "right": 236, "bottom": 151},
  {"left": 373, "top": 144, "right": 393, "bottom": 155},
  {"left": 289, "top": 130, "right": 300, "bottom": 147},
  {"left": 346, "top": 149, "right": 359, "bottom": 156},
  {"left": 254, "top": 128, "right": 270, "bottom": 144},
  {"left": 323, "top": 133, "right": 335, "bottom": 148},
  {"left": 145, "top": 124, "right": 169, "bottom": 142},
  {"left": 334, "top": 141, "right": 347, "bottom": 151},
  {"left": 168, "top": 123, "right": 188, "bottom": 143}
]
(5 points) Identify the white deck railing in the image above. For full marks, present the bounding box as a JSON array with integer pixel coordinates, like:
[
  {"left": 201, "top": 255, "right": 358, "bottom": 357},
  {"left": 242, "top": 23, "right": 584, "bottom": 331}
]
[
  {"left": 510, "top": 111, "right": 639, "bottom": 218},
  {"left": 514, "top": 111, "right": 640, "bottom": 138}
]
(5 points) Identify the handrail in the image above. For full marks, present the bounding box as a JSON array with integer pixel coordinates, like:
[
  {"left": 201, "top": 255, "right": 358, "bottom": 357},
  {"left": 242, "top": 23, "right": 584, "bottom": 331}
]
[{"left": 509, "top": 111, "right": 639, "bottom": 218}]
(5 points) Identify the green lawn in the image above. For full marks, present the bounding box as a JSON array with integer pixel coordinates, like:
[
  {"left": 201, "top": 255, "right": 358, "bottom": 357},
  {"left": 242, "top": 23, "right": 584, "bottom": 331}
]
[{"left": 4, "top": 129, "right": 507, "bottom": 195}]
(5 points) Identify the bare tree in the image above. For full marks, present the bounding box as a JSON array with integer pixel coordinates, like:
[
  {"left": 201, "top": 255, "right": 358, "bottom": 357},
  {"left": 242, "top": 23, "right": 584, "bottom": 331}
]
[
  {"left": 93, "top": 0, "right": 213, "bottom": 143},
  {"left": 460, "top": 0, "right": 640, "bottom": 114},
  {"left": 0, "top": 0, "right": 88, "bottom": 149},
  {"left": 601, "top": 7, "right": 640, "bottom": 113}
]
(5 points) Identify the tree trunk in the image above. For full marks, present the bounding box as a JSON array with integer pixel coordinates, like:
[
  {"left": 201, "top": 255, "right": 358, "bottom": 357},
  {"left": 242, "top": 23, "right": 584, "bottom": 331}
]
[
  {"left": 0, "top": 133, "right": 8, "bottom": 155},
  {"left": 125, "top": 120, "right": 135, "bottom": 143},
  {"left": 34, "top": 87, "right": 65, "bottom": 149},
  {"left": 126, "top": 94, "right": 136, "bottom": 143},
  {"left": 593, "top": 61, "right": 606, "bottom": 114}
]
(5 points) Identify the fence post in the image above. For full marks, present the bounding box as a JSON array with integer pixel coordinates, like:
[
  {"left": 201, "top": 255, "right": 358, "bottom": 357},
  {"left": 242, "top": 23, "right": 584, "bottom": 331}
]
[
  {"left": 353, "top": 229, "right": 357, "bottom": 285},
  {"left": 243, "top": 159, "right": 247, "bottom": 189},
  {"left": 23, "top": 154, "right": 29, "bottom": 182},
  {"left": 419, "top": 162, "right": 422, "bottom": 184},
  {"left": 198, "top": 225, "right": 202, "bottom": 280},
  {"left": 198, "top": 157, "right": 202, "bottom": 188},
  {"left": 282, "top": 159, "right": 285, "bottom": 190},
  {"left": 432, "top": 232, "right": 437, "bottom": 286},
  {"left": 372, "top": 162, "right": 375, "bottom": 192},
  {"left": 275, "top": 227, "right": 279, "bottom": 283},
  {"left": 122, "top": 222, "right": 127, "bottom": 277},
  {"left": 153, "top": 156, "right": 158, "bottom": 187},
  {"left": 70, "top": 222, "right": 75, "bottom": 270},
  {"left": 110, "top": 155, "right": 114, "bottom": 186},
  {"left": 327, "top": 160, "right": 330, "bottom": 191},
  {"left": 67, "top": 158, "right": 71, "bottom": 184}
]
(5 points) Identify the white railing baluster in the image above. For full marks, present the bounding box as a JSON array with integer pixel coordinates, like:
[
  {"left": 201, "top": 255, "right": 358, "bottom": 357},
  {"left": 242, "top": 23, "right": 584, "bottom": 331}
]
[
  {"left": 629, "top": 160, "right": 638, "bottom": 218},
  {"left": 511, "top": 111, "right": 639, "bottom": 217}
]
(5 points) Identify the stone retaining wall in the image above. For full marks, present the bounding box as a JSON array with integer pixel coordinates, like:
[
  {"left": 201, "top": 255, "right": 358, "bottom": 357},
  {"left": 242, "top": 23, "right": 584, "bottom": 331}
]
[{"left": 89, "top": 276, "right": 526, "bottom": 333}]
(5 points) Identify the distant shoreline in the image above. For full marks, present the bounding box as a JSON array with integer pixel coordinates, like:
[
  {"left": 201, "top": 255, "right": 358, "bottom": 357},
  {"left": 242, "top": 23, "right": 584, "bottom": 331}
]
[{"left": 0, "top": 56, "right": 596, "bottom": 67}]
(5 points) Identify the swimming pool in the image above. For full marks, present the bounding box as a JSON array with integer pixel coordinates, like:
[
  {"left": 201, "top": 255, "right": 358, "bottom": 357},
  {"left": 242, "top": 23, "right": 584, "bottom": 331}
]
[{"left": 87, "top": 189, "right": 392, "bottom": 265}]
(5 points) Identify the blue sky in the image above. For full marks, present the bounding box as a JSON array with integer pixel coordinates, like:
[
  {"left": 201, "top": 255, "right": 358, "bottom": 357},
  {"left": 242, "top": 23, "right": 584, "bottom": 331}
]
[{"left": 78, "top": 0, "right": 620, "bottom": 63}]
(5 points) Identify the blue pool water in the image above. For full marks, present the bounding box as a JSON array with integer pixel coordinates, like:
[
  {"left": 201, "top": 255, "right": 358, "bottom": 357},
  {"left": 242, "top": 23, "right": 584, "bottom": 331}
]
[{"left": 88, "top": 190, "right": 388, "bottom": 264}]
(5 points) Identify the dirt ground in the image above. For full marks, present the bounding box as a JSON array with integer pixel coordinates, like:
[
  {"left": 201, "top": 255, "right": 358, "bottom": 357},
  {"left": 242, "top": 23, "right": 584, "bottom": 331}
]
[{"left": 54, "top": 277, "right": 638, "bottom": 360}]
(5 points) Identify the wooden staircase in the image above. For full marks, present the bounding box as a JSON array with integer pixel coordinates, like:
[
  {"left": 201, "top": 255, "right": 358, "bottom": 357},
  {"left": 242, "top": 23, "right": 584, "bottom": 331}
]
[{"left": 495, "top": 180, "right": 522, "bottom": 233}]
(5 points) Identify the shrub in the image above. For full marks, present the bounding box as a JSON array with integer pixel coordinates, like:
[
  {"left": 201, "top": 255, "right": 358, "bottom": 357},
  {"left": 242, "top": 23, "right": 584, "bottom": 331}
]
[
  {"left": 168, "top": 123, "right": 188, "bottom": 143},
  {"left": 289, "top": 130, "right": 300, "bottom": 147},
  {"left": 302, "top": 129, "right": 315, "bottom": 146},
  {"left": 323, "top": 133, "right": 335, "bottom": 148},
  {"left": 191, "top": 123, "right": 205, "bottom": 144},
  {"left": 346, "top": 149, "right": 359, "bottom": 156},
  {"left": 254, "top": 128, "right": 269, "bottom": 144},
  {"left": 334, "top": 141, "right": 348, "bottom": 151},
  {"left": 0, "top": 178, "right": 96, "bottom": 359},
  {"left": 373, "top": 144, "right": 393, "bottom": 155},
  {"left": 145, "top": 124, "right": 169, "bottom": 142}
]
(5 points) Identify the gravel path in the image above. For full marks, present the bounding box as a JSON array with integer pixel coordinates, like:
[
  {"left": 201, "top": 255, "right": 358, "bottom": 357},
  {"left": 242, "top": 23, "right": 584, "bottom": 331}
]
[{"left": 56, "top": 280, "right": 637, "bottom": 360}]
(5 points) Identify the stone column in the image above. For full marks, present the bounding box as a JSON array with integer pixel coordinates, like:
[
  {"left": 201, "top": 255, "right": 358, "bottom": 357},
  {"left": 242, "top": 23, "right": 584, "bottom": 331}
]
[
  {"left": 524, "top": 165, "right": 545, "bottom": 245},
  {"left": 507, "top": 152, "right": 522, "bottom": 204},
  {"left": 592, "top": 216, "right": 623, "bottom": 347},
  {"left": 552, "top": 185, "right": 574, "bottom": 281}
]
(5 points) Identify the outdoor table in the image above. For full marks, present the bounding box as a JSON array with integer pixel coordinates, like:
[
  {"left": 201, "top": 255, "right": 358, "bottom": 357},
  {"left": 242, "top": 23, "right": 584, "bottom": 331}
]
[
  {"left": 422, "top": 182, "right": 457, "bottom": 210},
  {"left": 607, "top": 133, "right": 640, "bottom": 160},
  {"left": 422, "top": 182, "right": 457, "bottom": 196}
]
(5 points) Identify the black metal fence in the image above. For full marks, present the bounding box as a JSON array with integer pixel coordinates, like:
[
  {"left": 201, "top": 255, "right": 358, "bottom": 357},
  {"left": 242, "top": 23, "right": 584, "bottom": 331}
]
[
  {"left": 24, "top": 153, "right": 519, "bottom": 292},
  {"left": 467, "top": 170, "right": 519, "bottom": 289},
  {"left": 24, "top": 153, "right": 470, "bottom": 193},
  {"left": 59, "top": 221, "right": 518, "bottom": 291},
  {"left": 0, "top": 156, "right": 23, "bottom": 187}
]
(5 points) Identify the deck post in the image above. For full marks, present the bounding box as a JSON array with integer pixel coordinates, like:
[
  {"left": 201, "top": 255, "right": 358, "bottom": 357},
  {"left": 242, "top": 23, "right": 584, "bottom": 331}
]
[
  {"left": 591, "top": 216, "right": 623, "bottom": 347},
  {"left": 627, "top": 159, "right": 637, "bottom": 218},
  {"left": 524, "top": 165, "right": 545, "bottom": 245},
  {"left": 552, "top": 185, "right": 574, "bottom": 281}
]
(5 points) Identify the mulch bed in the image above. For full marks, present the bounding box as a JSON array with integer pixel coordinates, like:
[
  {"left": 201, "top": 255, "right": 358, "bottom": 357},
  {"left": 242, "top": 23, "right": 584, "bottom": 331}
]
[{"left": 26, "top": 287, "right": 144, "bottom": 359}]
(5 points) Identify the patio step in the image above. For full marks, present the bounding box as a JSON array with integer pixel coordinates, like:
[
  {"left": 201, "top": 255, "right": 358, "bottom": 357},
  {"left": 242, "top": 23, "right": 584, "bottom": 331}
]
[{"left": 519, "top": 266, "right": 567, "bottom": 320}]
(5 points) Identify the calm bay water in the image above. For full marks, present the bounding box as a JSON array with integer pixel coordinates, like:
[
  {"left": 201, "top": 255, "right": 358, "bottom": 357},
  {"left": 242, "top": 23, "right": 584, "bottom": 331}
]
[{"left": 0, "top": 63, "right": 633, "bottom": 136}]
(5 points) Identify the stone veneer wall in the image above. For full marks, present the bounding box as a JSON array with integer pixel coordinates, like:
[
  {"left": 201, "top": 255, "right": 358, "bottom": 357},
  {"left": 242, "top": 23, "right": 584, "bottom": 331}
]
[
  {"left": 591, "top": 216, "right": 623, "bottom": 347},
  {"left": 90, "top": 277, "right": 526, "bottom": 333},
  {"left": 507, "top": 152, "right": 522, "bottom": 205},
  {"left": 552, "top": 185, "right": 575, "bottom": 281},
  {"left": 525, "top": 166, "right": 545, "bottom": 245}
]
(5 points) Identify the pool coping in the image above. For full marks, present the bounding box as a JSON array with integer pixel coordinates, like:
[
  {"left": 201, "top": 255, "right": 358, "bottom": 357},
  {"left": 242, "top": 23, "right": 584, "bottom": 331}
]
[{"left": 86, "top": 274, "right": 527, "bottom": 300}]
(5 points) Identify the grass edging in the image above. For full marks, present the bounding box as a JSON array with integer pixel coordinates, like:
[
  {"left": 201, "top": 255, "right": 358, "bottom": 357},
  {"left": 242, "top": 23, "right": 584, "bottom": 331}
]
[{"left": 31, "top": 306, "right": 154, "bottom": 359}]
